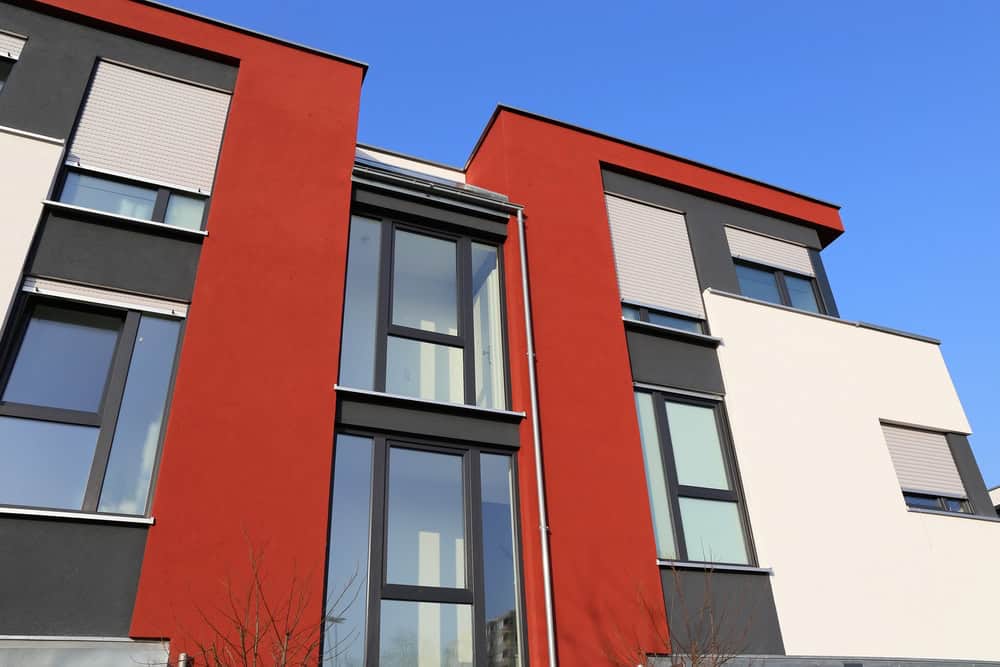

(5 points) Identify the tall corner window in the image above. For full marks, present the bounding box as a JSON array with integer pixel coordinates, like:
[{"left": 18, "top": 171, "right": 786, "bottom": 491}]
[
  {"left": 0, "top": 57, "right": 13, "bottom": 93},
  {"left": 634, "top": 390, "right": 752, "bottom": 565},
  {"left": 338, "top": 214, "right": 509, "bottom": 409},
  {"left": 0, "top": 296, "right": 182, "bottom": 515},
  {"left": 881, "top": 422, "right": 971, "bottom": 514},
  {"left": 325, "top": 433, "right": 524, "bottom": 666},
  {"left": 734, "top": 262, "right": 822, "bottom": 314}
]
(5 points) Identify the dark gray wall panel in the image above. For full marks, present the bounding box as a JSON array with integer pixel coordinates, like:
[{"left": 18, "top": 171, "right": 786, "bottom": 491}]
[
  {"left": 946, "top": 433, "right": 996, "bottom": 518},
  {"left": 601, "top": 169, "right": 836, "bottom": 305},
  {"left": 626, "top": 327, "right": 725, "bottom": 395},
  {"left": 0, "top": 516, "right": 146, "bottom": 636},
  {"left": 0, "top": 1, "right": 236, "bottom": 139},
  {"left": 809, "top": 248, "right": 839, "bottom": 318},
  {"left": 29, "top": 210, "right": 202, "bottom": 301},
  {"left": 660, "top": 568, "right": 785, "bottom": 657}
]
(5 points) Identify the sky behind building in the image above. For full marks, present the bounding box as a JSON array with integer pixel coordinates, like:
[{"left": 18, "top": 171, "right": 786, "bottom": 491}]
[{"left": 168, "top": 0, "right": 1000, "bottom": 484}]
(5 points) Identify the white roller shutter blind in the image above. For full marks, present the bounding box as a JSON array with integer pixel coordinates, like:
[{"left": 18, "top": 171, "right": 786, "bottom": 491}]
[
  {"left": 881, "top": 423, "right": 966, "bottom": 498},
  {"left": 604, "top": 194, "right": 705, "bottom": 318},
  {"left": 725, "top": 226, "right": 815, "bottom": 277},
  {"left": 68, "top": 61, "right": 231, "bottom": 193},
  {"left": 0, "top": 31, "right": 26, "bottom": 59}
]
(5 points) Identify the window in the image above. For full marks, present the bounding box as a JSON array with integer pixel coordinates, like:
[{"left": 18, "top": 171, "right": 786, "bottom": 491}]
[
  {"left": 622, "top": 303, "right": 703, "bottom": 334},
  {"left": 59, "top": 170, "right": 208, "bottom": 231},
  {"left": 634, "top": 390, "right": 752, "bottom": 565},
  {"left": 339, "top": 214, "right": 508, "bottom": 409},
  {"left": 0, "top": 57, "right": 13, "bottom": 93},
  {"left": 734, "top": 261, "right": 821, "bottom": 313},
  {"left": 0, "top": 297, "right": 182, "bottom": 515},
  {"left": 881, "top": 423, "right": 970, "bottom": 514},
  {"left": 325, "top": 433, "right": 524, "bottom": 666}
]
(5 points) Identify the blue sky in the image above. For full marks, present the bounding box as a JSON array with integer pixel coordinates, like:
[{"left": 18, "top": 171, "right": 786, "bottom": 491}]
[{"left": 173, "top": 0, "right": 999, "bottom": 484}]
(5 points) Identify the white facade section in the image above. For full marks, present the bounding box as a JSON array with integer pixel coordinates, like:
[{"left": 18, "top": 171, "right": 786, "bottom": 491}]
[
  {"left": 724, "top": 226, "right": 815, "bottom": 276},
  {"left": 0, "top": 30, "right": 26, "bottom": 59},
  {"left": 605, "top": 194, "right": 705, "bottom": 318},
  {"left": 705, "top": 291, "right": 1000, "bottom": 662},
  {"left": 67, "top": 61, "right": 231, "bottom": 193},
  {"left": 356, "top": 146, "right": 466, "bottom": 184},
  {"left": 0, "top": 127, "right": 64, "bottom": 330}
]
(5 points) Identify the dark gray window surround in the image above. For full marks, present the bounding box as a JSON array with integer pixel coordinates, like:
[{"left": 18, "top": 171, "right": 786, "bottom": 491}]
[
  {"left": 734, "top": 259, "right": 824, "bottom": 314},
  {"left": 0, "top": 55, "right": 13, "bottom": 92}
]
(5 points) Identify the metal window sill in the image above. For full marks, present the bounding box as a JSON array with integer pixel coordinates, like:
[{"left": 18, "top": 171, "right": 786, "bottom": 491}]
[
  {"left": 622, "top": 317, "right": 722, "bottom": 346},
  {"left": 0, "top": 506, "right": 154, "bottom": 525},
  {"left": 43, "top": 200, "right": 209, "bottom": 238},
  {"left": 657, "top": 559, "right": 773, "bottom": 575},
  {"left": 906, "top": 507, "right": 1000, "bottom": 524},
  {"left": 334, "top": 385, "right": 526, "bottom": 421}
]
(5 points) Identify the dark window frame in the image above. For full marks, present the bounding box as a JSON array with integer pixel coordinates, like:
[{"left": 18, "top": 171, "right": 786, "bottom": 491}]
[
  {"left": 637, "top": 389, "right": 758, "bottom": 567},
  {"left": 902, "top": 491, "right": 970, "bottom": 514},
  {"left": 734, "top": 258, "right": 826, "bottom": 314},
  {"left": 349, "top": 209, "right": 512, "bottom": 410},
  {"left": 0, "top": 293, "right": 182, "bottom": 516},
  {"left": 621, "top": 301, "right": 704, "bottom": 334},
  {"left": 329, "top": 427, "right": 528, "bottom": 667},
  {"left": 0, "top": 56, "right": 14, "bottom": 93},
  {"left": 56, "top": 166, "right": 211, "bottom": 231}
]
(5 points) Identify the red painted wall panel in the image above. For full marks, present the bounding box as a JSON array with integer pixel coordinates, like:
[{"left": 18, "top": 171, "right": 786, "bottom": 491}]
[{"left": 40, "top": 1, "right": 364, "bottom": 657}]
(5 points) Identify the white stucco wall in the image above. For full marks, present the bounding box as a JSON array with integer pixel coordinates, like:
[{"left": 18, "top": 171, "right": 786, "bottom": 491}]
[
  {"left": 0, "top": 126, "right": 64, "bottom": 329},
  {"left": 705, "top": 291, "right": 1000, "bottom": 662}
]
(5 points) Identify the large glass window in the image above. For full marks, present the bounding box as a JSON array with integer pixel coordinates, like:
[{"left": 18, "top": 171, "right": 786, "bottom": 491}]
[
  {"left": 633, "top": 390, "right": 751, "bottom": 565},
  {"left": 325, "top": 434, "right": 523, "bottom": 666},
  {"left": 734, "top": 261, "right": 821, "bottom": 313},
  {"left": 338, "top": 215, "right": 508, "bottom": 409},
  {"left": 0, "top": 298, "right": 183, "bottom": 515}
]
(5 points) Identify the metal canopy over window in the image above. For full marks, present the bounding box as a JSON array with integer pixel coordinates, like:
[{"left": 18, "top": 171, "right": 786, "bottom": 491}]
[
  {"left": 725, "top": 226, "right": 815, "bottom": 277},
  {"left": 604, "top": 194, "right": 705, "bottom": 319},
  {"left": 881, "top": 423, "right": 967, "bottom": 499},
  {"left": 67, "top": 60, "right": 231, "bottom": 194}
]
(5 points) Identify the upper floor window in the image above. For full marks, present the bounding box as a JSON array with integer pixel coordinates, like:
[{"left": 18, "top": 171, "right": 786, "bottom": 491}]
[
  {"left": 634, "top": 390, "right": 753, "bottom": 565},
  {"left": 0, "top": 57, "right": 13, "bottom": 93},
  {"left": 339, "top": 214, "right": 508, "bottom": 409},
  {"left": 881, "top": 422, "right": 971, "bottom": 514},
  {"left": 734, "top": 262, "right": 821, "bottom": 313},
  {"left": 725, "top": 226, "right": 824, "bottom": 314},
  {"left": 0, "top": 291, "right": 182, "bottom": 516},
  {"left": 0, "top": 30, "right": 26, "bottom": 94},
  {"left": 622, "top": 303, "right": 704, "bottom": 334}
]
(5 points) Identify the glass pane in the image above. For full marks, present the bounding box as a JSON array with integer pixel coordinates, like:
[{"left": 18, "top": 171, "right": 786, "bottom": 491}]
[
  {"left": 621, "top": 304, "right": 641, "bottom": 321},
  {"left": 163, "top": 193, "right": 206, "bottom": 230},
  {"left": 392, "top": 230, "right": 458, "bottom": 335},
  {"left": 647, "top": 310, "right": 703, "bottom": 333},
  {"left": 735, "top": 264, "right": 781, "bottom": 305},
  {"left": 323, "top": 435, "right": 374, "bottom": 667},
  {"left": 0, "top": 416, "right": 99, "bottom": 509},
  {"left": 386, "top": 447, "right": 465, "bottom": 588},
  {"left": 480, "top": 454, "right": 522, "bottom": 666},
  {"left": 635, "top": 393, "right": 677, "bottom": 559},
  {"left": 98, "top": 316, "right": 181, "bottom": 515},
  {"left": 903, "top": 493, "right": 941, "bottom": 510},
  {"left": 785, "top": 274, "right": 820, "bottom": 313},
  {"left": 379, "top": 600, "right": 473, "bottom": 667},
  {"left": 3, "top": 304, "right": 121, "bottom": 413},
  {"left": 943, "top": 498, "right": 968, "bottom": 513},
  {"left": 0, "top": 58, "right": 12, "bottom": 92},
  {"left": 339, "top": 216, "right": 382, "bottom": 390},
  {"left": 665, "top": 401, "right": 729, "bottom": 490},
  {"left": 386, "top": 336, "right": 464, "bottom": 404},
  {"left": 60, "top": 172, "right": 156, "bottom": 220},
  {"left": 471, "top": 243, "right": 505, "bottom": 409},
  {"left": 679, "top": 498, "right": 748, "bottom": 564}
]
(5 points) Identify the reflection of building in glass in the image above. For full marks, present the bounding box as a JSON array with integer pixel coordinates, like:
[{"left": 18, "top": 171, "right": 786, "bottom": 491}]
[{"left": 486, "top": 609, "right": 519, "bottom": 666}]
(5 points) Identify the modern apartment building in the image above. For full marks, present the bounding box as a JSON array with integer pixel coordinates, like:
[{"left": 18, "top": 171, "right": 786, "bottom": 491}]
[{"left": 0, "top": 1, "right": 997, "bottom": 666}]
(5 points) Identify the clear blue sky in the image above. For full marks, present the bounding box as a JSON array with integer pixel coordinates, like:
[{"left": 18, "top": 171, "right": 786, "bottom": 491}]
[{"left": 172, "top": 0, "right": 1000, "bottom": 485}]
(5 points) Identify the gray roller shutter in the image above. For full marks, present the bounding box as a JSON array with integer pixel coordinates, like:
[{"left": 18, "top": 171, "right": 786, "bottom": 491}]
[
  {"left": 604, "top": 194, "right": 705, "bottom": 318},
  {"left": 67, "top": 61, "right": 231, "bottom": 193},
  {"left": 0, "top": 30, "right": 26, "bottom": 59},
  {"left": 725, "top": 226, "right": 815, "bottom": 277},
  {"left": 881, "top": 423, "right": 966, "bottom": 498}
]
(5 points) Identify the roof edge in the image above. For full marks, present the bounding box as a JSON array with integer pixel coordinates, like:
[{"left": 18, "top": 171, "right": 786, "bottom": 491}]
[
  {"left": 357, "top": 142, "right": 464, "bottom": 173},
  {"left": 466, "top": 104, "right": 841, "bottom": 211}
]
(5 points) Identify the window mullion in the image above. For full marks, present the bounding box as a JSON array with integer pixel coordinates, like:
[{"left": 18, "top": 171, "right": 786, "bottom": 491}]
[
  {"left": 151, "top": 188, "right": 170, "bottom": 222},
  {"left": 459, "top": 238, "right": 475, "bottom": 406},
  {"left": 373, "top": 221, "right": 393, "bottom": 393},
  {"left": 651, "top": 392, "right": 688, "bottom": 561},
  {"left": 774, "top": 270, "right": 793, "bottom": 307},
  {"left": 365, "top": 436, "right": 389, "bottom": 667},
  {"left": 82, "top": 310, "right": 140, "bottom": 513}
]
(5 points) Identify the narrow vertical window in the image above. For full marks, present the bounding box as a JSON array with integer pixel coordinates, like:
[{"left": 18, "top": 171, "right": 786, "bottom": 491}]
[
  {"left": 481, "top": 453, "right": 522, "bottom": 665},
  {"left": 471, "top": 244, "right": 505, "bottom": 409},
  {"left": 635, "top": 392, "right": 677, "bottom": 560},
  {"left": 339, "top": 216, "right": 382, "bottom": 390}
]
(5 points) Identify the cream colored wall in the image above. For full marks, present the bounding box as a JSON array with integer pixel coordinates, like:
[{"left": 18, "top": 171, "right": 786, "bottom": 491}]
[
  {"left": 0, "top": 127, "right": 64, "bottom": 329},
  {"left": 705, "top": 291, "right": 1000, "bottom": 662}
]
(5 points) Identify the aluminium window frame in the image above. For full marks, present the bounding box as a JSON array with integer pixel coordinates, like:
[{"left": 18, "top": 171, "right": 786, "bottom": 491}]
[
  {"left": 733, "top": 258, "right": 826, "bottom": 314},
  {"left": 329, "top": 427, "right": 528, "bottom": 667},
  {"left": 637, "top": 388, "right": 758, "bottom": 567},
  {"left": 0, "top": 293, "right": 183, "bottom": 517},
  {"left": 351, "top": 208, "right": 513, "bottom": 410},
  {"left": 0, "top": 56, "right": 14, "bottom": 92},
  {"left": 902, "top": 491, "right": 970, "bottom": 514},
  {"left": 621, "top": 300, "right": 704, "bottom": 333}
]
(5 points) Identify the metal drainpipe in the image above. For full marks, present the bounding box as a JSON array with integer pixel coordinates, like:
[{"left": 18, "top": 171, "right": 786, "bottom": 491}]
[{"left": 516, "top": 208, "right": 558, "bottom": 666}]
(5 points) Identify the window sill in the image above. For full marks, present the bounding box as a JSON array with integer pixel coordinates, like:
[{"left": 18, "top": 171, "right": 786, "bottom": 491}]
[
  {"left": 622, "top": 317, "right": 722, "bottom": 347},
  {"left": 906, "top": 507, "right": 1000, "bottom": 524},
  {"left": 43, "top": 200, "right": 208, "bottom": 239},
  {"left": 333, "top": 385, "right": 526, "bottom": 421},
  {"left": 657, "top": 559, "right": 773, "bottom": 575},
  {"left": 0, "top": 506, "right": 154, "bottom": 525}
]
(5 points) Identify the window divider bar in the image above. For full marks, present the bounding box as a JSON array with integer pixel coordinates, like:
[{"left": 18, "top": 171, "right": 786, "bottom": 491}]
[
  {"left": 385, "top": 324, "right": 463, "bottom": 348},
  {"left": 373, "top": 222, "right": 393, "bottom": 393},
  {"left": 458, "top": 237, "right": 476, "bottom": 406},
  {"left": 151, "top": 188, "right": 170, "bottom": 223},
  {"left": 365, "top": 436, "right": 389, "bottom": 664},
  {"left": 0, "top": 402, "right": 102, "bottom": 427},
  {"left": 675, "top": 485, "right": 739, "bottom": 502},
  {"left": 380, "top": 584, "right": 475, "bottom": 606}
]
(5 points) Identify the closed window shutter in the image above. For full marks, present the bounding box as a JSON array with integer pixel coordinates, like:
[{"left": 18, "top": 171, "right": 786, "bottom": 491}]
[
  {"left": 67, "top": 61, "right": 231, "bottom": 193},
  {"left": 725, "top": 226, "right": 815, "bottom": 277},
  {"left": 604, "top": 194, "right": 705, "bottom": 318},
  {"left": 881, "top": 423, "right": 966, "bottom": 498},
  {"left": 0, "top": 31, "right": 26, "bottom": 60}
]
